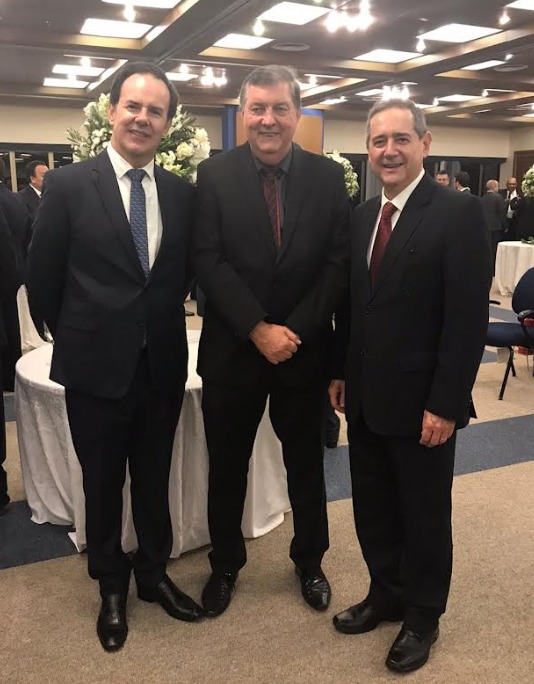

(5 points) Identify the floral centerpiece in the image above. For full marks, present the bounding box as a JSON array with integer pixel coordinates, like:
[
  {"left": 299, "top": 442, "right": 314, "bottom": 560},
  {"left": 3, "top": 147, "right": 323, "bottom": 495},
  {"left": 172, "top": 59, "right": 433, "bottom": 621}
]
[
  {"left": 67, "top": 93, "right": 210, "bottom": 183},
  {"left": 324, "top": 150, "right": 359, "bottom": 198},
  {"left": 521, "top": 164, "right": 534, "bottom": 198}
]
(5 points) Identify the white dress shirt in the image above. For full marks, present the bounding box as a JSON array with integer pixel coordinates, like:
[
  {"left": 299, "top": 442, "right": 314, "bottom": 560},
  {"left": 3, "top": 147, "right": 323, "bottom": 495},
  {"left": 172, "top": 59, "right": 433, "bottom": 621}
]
[
  {"left": 367, "top": 169, "right": 425, "bottom": 266},
  {"left": 106, "top": 143, "right": 163, "bottom": 268}
]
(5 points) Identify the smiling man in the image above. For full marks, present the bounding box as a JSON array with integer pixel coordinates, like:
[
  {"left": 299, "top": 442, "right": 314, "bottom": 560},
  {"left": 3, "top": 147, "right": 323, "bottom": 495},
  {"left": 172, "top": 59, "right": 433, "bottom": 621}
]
[
  {"left": 329, "top": 99, "right": 491, "bottom": 673},
  {"left": 28, "top": 62, "right": 203, "bottom": 651},
  {"left": 193, "top": 65, "right": 349, "bottom": 618}
]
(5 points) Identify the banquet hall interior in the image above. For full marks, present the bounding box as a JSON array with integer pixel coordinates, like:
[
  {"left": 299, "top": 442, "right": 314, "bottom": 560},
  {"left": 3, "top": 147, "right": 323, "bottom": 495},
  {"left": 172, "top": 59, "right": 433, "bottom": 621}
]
[{"left": 1, "top": 1, "right": 534, "bottom": 682}]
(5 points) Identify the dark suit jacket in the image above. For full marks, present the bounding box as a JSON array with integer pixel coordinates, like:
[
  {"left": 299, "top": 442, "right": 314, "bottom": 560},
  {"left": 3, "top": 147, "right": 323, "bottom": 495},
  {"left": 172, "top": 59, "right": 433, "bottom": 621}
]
[
  {"left": 28, "top": 150, "right": 194, "bottom": 399},
  {"left": 18, "top": 184, "right": 40, "bottom": 222},
  {"left": 509, "top": 195, "right": 534, "bottom": 239},
  {"left": 0, "top": 183, "right": 31, "bottom": 287},
  {"left": 0, "top": 207, "right": 18, "bottom": 348},
  {"left": 481, "top": 191, "right": 506, "bottom": 233},
  {"left": 336, "top": 174, "right": 491, "bottom": 435},
  {"left": 193, "top": 143, "right": 349, "bottom": 388}
]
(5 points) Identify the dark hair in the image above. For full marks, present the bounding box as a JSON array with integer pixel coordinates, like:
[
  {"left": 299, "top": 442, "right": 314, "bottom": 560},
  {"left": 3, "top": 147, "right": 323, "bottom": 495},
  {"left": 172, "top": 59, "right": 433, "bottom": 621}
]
[
  {"left": 436, "top": 170, "right": 449, "bottom": 178},
  {"left": 239, "top": 64, "right": 301, "bottom": 110},
  {"left": 366, "top": 98, "right": 427, "bottom": 145},
  {"left": 455, "top": 171, "right": 470, "bottom": 188},
  {"left": 109, "top": 61, "right": 178, "bottom": 122},
  {"left": 27, "top": 160, "right": 48, "bottom": 179}
]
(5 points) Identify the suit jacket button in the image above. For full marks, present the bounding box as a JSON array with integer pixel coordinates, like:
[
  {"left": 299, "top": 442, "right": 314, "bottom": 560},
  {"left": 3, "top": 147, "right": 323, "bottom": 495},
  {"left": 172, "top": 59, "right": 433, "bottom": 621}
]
[{"left": 365, "top": 306, "right": 372, "bottom": 315}]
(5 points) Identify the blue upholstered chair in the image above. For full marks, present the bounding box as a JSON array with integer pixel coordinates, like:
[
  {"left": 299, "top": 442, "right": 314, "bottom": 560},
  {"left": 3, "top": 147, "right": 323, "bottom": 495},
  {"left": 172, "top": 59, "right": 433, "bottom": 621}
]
[{"left": 487, "top": 267, "right": 534, "bottom": 399}]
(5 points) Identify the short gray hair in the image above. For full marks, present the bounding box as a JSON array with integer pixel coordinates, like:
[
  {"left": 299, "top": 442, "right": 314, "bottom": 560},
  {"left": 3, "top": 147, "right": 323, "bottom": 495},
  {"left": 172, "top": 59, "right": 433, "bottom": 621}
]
[
  {"left": 486, "top": 179, "right": 499, "bottom": 192},
  {"left": 365, "top": 98, "right": 427, "bottom": 145},
  {"left": 239, "top": 65, "right": 301, "bottom": 110}
]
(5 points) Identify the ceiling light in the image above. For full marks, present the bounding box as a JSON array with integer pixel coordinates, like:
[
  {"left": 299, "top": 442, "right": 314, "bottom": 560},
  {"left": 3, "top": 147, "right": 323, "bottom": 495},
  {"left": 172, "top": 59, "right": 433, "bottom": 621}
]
[
  {"left": 298, "top": 81, "right": 315, "bottom": 91},
  {"left": 475, "top": 109, "right": 491, "bottom": 113},
  {"left": 354, "top": 49, "right": 420, "bottom": 63},
  {"left": 305, "top": 73, "right": 341, "bottom": 80},
  {"left": 101, "top": 0, "right": 180, "bottom": 7},
  {"left": 482, "top": 89, "right": 489, "bottom": 97},
  {"left": 461, "top": 60, "right": 505, "bottom": 70},
  {"left": 416, "top": 36, "right": 426, "bottom": 52},
  {"left": 43, "top": 77, "right": 89, "bottom": 89},
  {"left": 308, "top": 75, "right": 317, "bottom": 86},
  {"left": 80, "top": 56, "right": 91, "bottom": 68},
  {"left": 166, "top": 72, "right": 198, "bottom": 82},
  {"left": 214, "top": 33, "right": 272, "bottom": 49},
  {"left": 320, "top": 96, "right": 347, "bottom": 105},
  {"left": 123, "top": 4, "right": 136, "bottom": 22},
  {"left": 505, "top": 53, "right": 513, "bottom": 60},
  {"left": 325, "top": 1, "right": 374, "bottom": 33},
  {"left": 382, "top": 85, "right": 410, "bottom": 101},
  {"left": 438, "top": 94, "right": 478, "bottom": 102},
  {"left": 433, "top": 97, "right": 439, "bottom": 106},
  {"left": 87, "top": 60, "right": 127, "bottom": 91},
  {"left": 53, "top": 64, "right": 105, "bottom": 77},
  {"left": 499, "top": 11, "right": 511, "bottom": 25},
  {"left": 81, "top": 18, "right": 152, "bottom": 39},
  {"left": 415, "top": 103, "right": 433, "bottom": 109},
  {"left": 145, "top": 25, "right": 167, "bottom": 42},
  {"left": 199, "top": 67, "right": 227, "bottom": 88},
  {"left": 419, "top": 24, "right": 501, "bottom": 43},
  {"left": 253, "top": 19, "right": 265, "bottom": 36},
  {"left": 506, "top": 1, "right": 534, "bottom": 10},
  {"left": 357, "top": 89, "right": 383, "bottom": 96},
  {"left": 258, "top": 2, "right": 329, "bottom": 25}
]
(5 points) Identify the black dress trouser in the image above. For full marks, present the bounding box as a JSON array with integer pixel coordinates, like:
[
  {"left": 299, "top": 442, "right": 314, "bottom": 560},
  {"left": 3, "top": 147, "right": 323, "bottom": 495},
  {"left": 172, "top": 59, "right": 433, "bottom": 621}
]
[{"left": 202, "top": 379, "right": 330, "bottom": 573}]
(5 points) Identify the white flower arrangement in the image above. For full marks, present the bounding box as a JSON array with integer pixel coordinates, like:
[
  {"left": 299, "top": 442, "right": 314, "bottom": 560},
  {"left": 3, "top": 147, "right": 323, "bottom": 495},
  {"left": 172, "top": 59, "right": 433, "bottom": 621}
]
[
  {"left": 324, "top": 150, "right": 359, "bottom": 199},
  {"left": 521, "top": 164, "right": 534, "bottom": 198},
  {"left": 67, "top": 93, "right": 210, "bottom": 183}
]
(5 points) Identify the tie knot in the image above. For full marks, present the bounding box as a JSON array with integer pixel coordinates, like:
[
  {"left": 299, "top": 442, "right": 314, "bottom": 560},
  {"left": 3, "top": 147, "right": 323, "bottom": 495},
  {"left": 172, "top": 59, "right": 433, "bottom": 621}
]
[
  {"left": 127, "top": 168, "right": 146, "bottom": 183},
  {"left": 381, "top": 201, "right": 397, "bottom": 221},
  {"left": 262, "top": 167, "right": 279, "bottom": 179}
]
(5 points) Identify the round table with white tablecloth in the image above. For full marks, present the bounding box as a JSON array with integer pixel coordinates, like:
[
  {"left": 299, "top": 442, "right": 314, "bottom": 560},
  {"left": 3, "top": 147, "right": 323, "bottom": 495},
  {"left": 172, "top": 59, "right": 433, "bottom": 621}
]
[
  {"left": 495, "top": 240, "right": 534, "bottom": 296},
  {"left": 15, "top": 330, "right": 290, "bottom": 555}
]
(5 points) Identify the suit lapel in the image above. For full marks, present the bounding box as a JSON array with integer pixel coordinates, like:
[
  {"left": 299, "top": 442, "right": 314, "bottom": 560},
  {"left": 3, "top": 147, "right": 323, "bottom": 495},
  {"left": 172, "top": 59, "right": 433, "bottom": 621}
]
[
  {"left": 371, "top": 174, "right": 434, "bottom": 297},
  {"left": 278, "top": 146, "right": 309, "bottom": 262},
  {"left": 152, "top": 165, "right": 173, "bottom": 274},
  {"left": 354, "top": 197, "right": 380, "bottom": 302},
  {"left": 91, "top": 151, "right": 146, "bottom": 279}
]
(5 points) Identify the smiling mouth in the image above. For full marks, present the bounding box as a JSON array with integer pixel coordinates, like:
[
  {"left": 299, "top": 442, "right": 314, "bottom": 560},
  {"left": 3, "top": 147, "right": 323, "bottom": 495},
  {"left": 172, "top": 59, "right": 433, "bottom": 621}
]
[{"left": 130, "top": 129, "right": 149, "bottom": 139}]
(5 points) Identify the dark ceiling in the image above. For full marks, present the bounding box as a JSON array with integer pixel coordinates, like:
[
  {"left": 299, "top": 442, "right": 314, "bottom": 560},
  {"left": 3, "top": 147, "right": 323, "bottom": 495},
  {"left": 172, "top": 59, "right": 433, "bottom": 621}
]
[{"left": 2, "top": 0, "right": 534, "bottom": 128}]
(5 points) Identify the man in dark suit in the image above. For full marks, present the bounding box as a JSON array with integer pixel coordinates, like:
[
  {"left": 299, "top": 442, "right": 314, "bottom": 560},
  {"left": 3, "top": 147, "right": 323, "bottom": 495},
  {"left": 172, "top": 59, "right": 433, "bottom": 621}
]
[
  {"left": 18, "top": 160, "right": 48, "bottom": 222},
  {"left": 329, "top": 99, "right": 490, "bottom": 673},
  {"left": 193, "top": 65, "right": 349, "bottom": 618},
  {"left": 0, "top": 205, "right": 18, "bottom": 511},
  {"left": 453, "top": 170, "right": 470, "bottom": 192},
  {"left": 481, "top": 179, "right": 506, "bottom": 271},
  {"left": 28, "top": 62, "right": 203, "bottom": 652},
  {"left": 499, "top": 177, "right": 521, "bottom": 238}
]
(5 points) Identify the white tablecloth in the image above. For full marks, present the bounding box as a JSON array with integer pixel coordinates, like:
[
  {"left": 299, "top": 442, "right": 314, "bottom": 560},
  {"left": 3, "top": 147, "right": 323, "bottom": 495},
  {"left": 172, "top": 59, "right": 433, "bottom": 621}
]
[
  {"left": 495, "top": 241, "right": 534, "bottom": 296},
  {"left": 15, "top": 331, "right": 290, "bottom": 556},
  {"left": 17, "top": 286, "right": 48, "bottom": 353}
]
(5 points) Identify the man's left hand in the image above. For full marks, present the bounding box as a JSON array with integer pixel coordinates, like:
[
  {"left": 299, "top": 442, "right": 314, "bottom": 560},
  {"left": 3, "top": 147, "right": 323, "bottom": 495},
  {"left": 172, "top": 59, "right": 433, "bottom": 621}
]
[{"left": 419, "top": 410, "right": 455, "bottom": 448}]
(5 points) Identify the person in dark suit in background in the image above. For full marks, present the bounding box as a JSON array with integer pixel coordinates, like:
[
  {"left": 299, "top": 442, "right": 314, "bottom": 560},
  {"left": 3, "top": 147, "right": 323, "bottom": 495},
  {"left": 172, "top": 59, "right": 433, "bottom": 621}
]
[
  {"left": 453, "top": 171, "right": 470, "bottom": 192},
  {"left": 329, "top": 99, "right": 491, "bottom": 673},
  {"left": 0, "top": 159, "right": 30, "bottom": 389},
  {"left": 0, "top": 206, "right": 18, "bottom": 511},
  {"left": 193, "top": 65, "right": 349, "bottom": 618},
  {"left": 434, "top": 170, "right": 449, "bottom": 187},
  {"left": 499, "top": 177, "right": 521, "bottom": 238},
  {"left": 481, "top": 179, "right": 506, "bottom": 272},
  {"left": 18, "top": 160, "right": 48, "bottom": 222},
  {"left": 28, "top": 62, "right": 203, "bottom": 652}
]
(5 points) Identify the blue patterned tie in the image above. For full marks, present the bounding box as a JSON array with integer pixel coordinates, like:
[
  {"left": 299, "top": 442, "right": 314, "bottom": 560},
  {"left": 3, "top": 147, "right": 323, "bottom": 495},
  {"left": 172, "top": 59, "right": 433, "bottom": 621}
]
[{"left": 126, "top": 168, "right": 150, "bottom": 277}]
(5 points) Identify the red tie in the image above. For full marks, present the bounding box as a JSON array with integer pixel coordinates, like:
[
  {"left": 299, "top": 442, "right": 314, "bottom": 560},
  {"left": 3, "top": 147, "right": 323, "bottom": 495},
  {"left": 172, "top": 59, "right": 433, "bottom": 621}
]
[
  {"left": 370, "top": 201, "right": 397, "bottom": 284},
  {"left": 262, "top": 169, "right": 281, "bottom": 247}
]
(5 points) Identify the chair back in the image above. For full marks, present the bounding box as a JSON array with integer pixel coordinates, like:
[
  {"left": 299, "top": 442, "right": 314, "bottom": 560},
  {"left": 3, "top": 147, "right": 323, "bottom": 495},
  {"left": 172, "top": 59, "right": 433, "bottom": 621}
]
[{"left": 512, "top": 267, "right": 534, "bottom": 314}]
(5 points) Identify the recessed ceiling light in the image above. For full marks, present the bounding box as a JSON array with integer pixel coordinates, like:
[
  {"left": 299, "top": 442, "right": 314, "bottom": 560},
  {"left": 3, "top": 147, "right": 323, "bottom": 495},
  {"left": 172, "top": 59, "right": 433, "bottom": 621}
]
[
  {"left": 87, "top": 60, "right": 127, "bottom": 91},
  {"left": 354, "top": 49, "right": 420, "bottom": 63},
  {"left": 305, "top": 73, "right": 342, "bottom": 79},
  {"left": 81, "top": 18, "right": 152, "bottom": 39},
  {"left": 166, "top": 72, "right": 199, "bottom": 82},
  {"left": 415, "top": 103, "right": 433, "bottom": 109},
  {"left": 258, "top": 2, "right": 329, "bottom": 25},
  {"left": 439, "top": 94, "right": 479, "bottom": 102},
  {"left": 53, "top": 64, "right": 105, "bottom": 77},
  {"left": 506, "top": 0, "right": 534, "bottom": 10},
  {"left": 419, "top": 24, "right": 501, "bottom": 43},
  {"left": 102, "top": 0, "right": 180, "bottom": 7},
  {"left": 475, "top": 109, "right": 492, "bottom": 113},
  {"left": 43, "top": 77, "right": 89, "bottom": 89},
  {"left": 320, "top": 96, "right": 347, "bottom": 105},
  {"left": 461, "top": 60, "right": 505, "bottom": 70},
  {"left": 357, "top": 89, "right": 383, "bottom": 96},
  {"left": 214, "top": 33, "right": 273, "bottom": 49}
]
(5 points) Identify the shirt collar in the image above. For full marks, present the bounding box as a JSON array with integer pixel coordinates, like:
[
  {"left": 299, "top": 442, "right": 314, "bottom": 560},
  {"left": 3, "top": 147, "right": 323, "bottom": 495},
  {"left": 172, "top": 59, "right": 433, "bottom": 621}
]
[
  {"left": 380, "top": 168, "right": 425, "bottom": 213},
  {"left": 30, "top": 185, "right": 41, "bottom": 197},
  {"left": 107, "top": 143, "right": 155, "bottom": 181},
  {"left": 253, "top": 144, "right": 293, "bottom": 176}
]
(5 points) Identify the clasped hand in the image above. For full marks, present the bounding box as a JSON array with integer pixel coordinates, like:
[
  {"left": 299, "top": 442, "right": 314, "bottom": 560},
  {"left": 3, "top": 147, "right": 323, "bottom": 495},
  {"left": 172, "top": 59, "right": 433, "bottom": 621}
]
[{"left": 249, "top": 321, "right": 301, "bottom": 364}]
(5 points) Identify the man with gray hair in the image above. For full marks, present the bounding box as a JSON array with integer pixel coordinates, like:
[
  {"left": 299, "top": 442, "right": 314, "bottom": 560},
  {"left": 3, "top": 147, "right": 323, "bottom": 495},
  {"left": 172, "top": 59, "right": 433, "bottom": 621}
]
[
  {"left": 481, "top": 179, "right": 506, "bottom": 271},
  {"left": 329, "top": 99, "right": 491, "bottom": 672},
  {"left": 193, "top": 64, "right": 349, "bottom": 617}
]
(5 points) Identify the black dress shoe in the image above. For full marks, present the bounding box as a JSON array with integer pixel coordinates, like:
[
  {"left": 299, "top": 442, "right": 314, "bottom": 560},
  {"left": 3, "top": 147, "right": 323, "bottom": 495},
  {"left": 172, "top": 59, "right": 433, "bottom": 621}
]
[
  {"left": 201, "top": 571, "right": 238, "bottom": 617},
  {"left": 97, "top": 594, "right": 128, "bottom": 652},
  {"left": 295, "top": 566, "right": 331, "bottom": 611},
  {"left": 386, "top": 625, "right": 439, "bottom": 673},
  {"left": 137, "top": 575, "right": 204, "bottom": 622},
  {"left": 333, "top": 599, "right": 403, "bottom": 634}
]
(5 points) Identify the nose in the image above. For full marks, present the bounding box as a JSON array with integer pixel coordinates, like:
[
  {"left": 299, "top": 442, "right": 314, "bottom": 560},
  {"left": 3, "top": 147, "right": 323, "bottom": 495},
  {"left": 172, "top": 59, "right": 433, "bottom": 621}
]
[
  {"left": 384, "top": 137, "right": 397, "bottom": 156},
  {"left": 261, "top": 109, "right": 276, "bottom": 126},
  {"left": 135, "top": 108, "right": 149, "bottom": 124}
]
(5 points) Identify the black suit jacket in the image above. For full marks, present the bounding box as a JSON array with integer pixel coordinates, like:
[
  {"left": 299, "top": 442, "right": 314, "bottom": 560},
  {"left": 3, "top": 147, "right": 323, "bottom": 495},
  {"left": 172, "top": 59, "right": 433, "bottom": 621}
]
[
  {"left": 18, "top": 184, "right": 40, "bottom": 222},
  {"left": 0, "top": 183, "right": 31, "bottom": 287},
  {"left": 193, "top": 143, "right": 349, "bottom": 388},
  {"left": 0, "top": 207, "right": 18, "bottom": 347},
  {"left": 28, "top": 151, "right": 194, "bottom": 399},
  {"left": 336, "top": 174, "right": 491, "bottom": 435},
  {"left": 481, "top": 191, "right": 506, "bottom": 233}
]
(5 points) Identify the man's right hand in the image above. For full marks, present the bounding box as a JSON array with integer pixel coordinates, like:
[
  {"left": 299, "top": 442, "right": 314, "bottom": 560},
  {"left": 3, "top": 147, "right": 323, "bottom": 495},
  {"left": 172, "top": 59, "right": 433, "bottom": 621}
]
[
  {"left": 249, "top": 321, "right": 301, "bottom": 364},
  {"left": 328, "top": 379, "right": 345, "bottom": 413}
]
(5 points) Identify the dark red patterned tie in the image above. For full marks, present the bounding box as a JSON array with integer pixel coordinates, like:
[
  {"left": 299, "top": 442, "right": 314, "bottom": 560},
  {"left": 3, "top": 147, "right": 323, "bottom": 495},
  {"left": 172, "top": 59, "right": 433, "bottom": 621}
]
[
  {"left": 262, "top": 169, "right": 281, "bottom": 247},
  {"left": 370, "top": 201, "right": 397, "bottom": 284}
]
